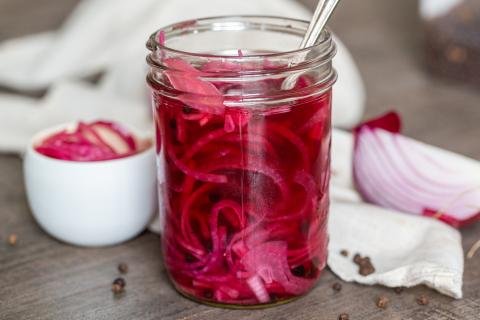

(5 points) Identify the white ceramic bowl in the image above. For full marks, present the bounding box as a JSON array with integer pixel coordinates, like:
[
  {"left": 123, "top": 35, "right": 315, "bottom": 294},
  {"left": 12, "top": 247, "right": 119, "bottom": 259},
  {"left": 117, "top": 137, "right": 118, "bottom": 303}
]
[{"left": 24, "top": 123, "right": 157, "bottom": 247}]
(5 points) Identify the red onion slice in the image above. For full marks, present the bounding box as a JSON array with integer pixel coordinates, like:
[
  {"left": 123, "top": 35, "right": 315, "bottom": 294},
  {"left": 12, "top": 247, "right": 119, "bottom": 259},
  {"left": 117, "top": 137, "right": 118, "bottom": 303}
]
[
  {"left": 163, "top": 58, "right": 224, "bottom": 115},
  {"left": 246, "top": 275, "right": 270, "bottom": 303},
  {"left": 241, "top": 241, "right": 314, "bottom": 296},
  {"left": 35, "top": 121, "right": 141, "bottom": 161},
  {"left": 353, "top": 112, "right": 480, "bottom": 228}
]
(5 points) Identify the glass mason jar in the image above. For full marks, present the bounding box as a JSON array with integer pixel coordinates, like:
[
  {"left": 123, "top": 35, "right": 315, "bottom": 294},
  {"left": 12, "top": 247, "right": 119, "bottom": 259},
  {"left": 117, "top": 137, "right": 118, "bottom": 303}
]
[{"left": 146, "top": 16, "right": 336, "bottom": 308}]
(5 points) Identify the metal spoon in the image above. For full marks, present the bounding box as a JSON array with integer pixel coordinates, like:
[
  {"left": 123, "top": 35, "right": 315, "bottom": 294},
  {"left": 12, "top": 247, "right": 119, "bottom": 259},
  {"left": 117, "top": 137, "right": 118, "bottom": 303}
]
[{"left": 281, "top": 0, "right": 341, "bottom": 90}]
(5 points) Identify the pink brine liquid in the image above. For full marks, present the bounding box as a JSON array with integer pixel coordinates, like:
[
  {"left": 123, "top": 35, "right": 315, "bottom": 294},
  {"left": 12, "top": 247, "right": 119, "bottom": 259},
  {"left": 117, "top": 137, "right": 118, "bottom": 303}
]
[{"left": 150, "top": 59, "right": 332, "bottom": 306}]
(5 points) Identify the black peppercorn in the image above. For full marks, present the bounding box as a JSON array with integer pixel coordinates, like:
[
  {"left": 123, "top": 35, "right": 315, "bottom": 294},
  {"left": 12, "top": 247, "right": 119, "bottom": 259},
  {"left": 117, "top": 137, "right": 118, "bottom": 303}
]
[
  {"left": 291, "top": 265, "right": 306, "bottom": 277},
  {"left": 112, "top": 277, "right": 126, "bottom": 294},
  {"left": 185, "top": 253, "right": 195, "bottom": 263},
  {"left": 376, "top": 296, "right": 389, "bottom": 309},
  {"left": 7, "top": 234, "right": 17, "bottom": 246},
  {"left": 353, "top": 253, "right": 362, "bottom": 264},
  {"left": 359, "top": 264, "right": 375, "bottom": 276},
  {"left": 338, "top": 313, "right": 349, "bottom": 320},
  {"left": 118, "top": 263, "right": 128, "bottom": 274},
  {"left": 208, "top": 192, "right": 221, "bottom": 203},
  {"left": 203, "top": 290, "right": 213, "bottom": 299},
  {"left": 417, "top": 294, "right": 429, "bottom": 306},
  {"left": 182, "top": 106, "right": 193, "bottom": 114},
  {"left": 332, "top": 282, "right": 342, "bottom": 292},
  {"left": 353, "top": 253, "right": 375, "bottom": 276}
]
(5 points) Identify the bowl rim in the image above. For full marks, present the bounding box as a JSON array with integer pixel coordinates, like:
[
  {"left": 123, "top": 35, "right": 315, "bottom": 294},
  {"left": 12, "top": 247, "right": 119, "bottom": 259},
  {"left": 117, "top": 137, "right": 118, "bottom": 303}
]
[{"left": 27, "top": 121, "right": 155, "bottom": 166}]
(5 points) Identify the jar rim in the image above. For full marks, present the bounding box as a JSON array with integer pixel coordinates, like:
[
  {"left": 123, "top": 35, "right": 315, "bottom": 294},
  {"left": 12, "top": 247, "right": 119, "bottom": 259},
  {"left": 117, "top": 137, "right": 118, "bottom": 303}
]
[
  {"left": 146, "top": 15, "right": 337, "bottom": 106},
  {"left": 146, "top": 15, "right": 333, "bottom": 60}
]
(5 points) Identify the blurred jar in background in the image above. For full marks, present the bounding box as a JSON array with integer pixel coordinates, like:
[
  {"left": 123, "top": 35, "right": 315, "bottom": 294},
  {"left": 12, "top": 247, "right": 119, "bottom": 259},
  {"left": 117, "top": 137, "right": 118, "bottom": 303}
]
[{"left": 421, "top": 0, "right": 480, "bottom": 85}]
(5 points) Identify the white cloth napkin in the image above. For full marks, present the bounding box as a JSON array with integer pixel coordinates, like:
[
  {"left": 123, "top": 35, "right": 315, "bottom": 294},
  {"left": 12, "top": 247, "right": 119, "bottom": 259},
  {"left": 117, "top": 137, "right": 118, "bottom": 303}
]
[
  {"left": 0, "top": 82, "right": 152, "bottom": 150},
  {"left": 0, "top": 0, "right": 365, "bottom": 155},
  {"left": 329, "top": 131, "right": 463, "bottom": 298},
  {"left": 0, "top": 0, "right": 463, "bottom": 299}
]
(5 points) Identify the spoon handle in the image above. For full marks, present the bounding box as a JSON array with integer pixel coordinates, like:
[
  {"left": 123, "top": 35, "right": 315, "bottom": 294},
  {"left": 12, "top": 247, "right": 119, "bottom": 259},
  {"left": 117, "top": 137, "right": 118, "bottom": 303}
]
[
  {"left": 300, "top": 0, "right": 327, "bottom": 48},
  {"left": 281, "top": 0, "right": 340, "bottom": 90},
  {"left": 301, "top": 0, "right": 340, "bottom": 49}
]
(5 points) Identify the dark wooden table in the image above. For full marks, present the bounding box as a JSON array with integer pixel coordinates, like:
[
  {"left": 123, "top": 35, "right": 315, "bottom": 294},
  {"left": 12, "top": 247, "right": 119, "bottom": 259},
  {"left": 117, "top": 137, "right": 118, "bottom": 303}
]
[{"left": 1, "top": 0, "right": 479, "bottom": 319}]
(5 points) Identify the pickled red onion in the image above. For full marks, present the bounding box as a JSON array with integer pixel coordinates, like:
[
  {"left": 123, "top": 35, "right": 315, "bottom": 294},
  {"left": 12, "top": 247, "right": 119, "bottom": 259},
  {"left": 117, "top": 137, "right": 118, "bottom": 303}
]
[
  {"left": 163, "top": 58, "right": 224, "bottom": 114},
  {"left": 241, "top": 241, "right": 314, "bottom": 295},
  {"left": 35, "top": 121, "right": 141, "bottom": 161},
  {"left": 156, "top": 57, "right": 330, "bottom": 305}
]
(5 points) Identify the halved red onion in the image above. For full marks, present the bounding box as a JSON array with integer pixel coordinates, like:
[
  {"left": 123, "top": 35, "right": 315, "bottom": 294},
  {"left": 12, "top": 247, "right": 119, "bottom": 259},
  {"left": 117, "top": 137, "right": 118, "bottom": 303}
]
[{"left": 353, "top": 112, "right": 480, "bottom": 228}]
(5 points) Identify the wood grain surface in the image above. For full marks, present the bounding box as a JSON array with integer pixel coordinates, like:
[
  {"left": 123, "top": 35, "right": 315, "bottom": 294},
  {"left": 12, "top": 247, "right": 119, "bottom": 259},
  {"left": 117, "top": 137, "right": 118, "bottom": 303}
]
[{"left": 0, "top": 0, "right": 479, "bottom": 319}]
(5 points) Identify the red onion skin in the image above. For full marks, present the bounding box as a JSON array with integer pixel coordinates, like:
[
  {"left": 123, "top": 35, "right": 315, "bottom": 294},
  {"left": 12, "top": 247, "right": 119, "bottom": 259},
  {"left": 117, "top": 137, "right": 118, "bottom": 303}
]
[
  {"left": 152, "top": 67, "right": 332, "bottom": 305},
  {"left": 354, "top": 111, "right": 401, "bottom": 135},
  {"left": 423, "top": 209, "right": 480, "bottom": 228}
]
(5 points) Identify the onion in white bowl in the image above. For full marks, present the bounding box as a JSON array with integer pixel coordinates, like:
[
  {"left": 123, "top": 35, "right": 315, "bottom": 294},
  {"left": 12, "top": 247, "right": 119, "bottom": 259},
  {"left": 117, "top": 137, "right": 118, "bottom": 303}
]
[{"left": 24, "top": 121, "right": 157, "bottom": 246}]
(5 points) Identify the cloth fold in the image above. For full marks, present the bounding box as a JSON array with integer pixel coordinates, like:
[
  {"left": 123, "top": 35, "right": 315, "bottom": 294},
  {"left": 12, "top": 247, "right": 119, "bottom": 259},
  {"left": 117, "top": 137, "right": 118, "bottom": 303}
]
[
  {"left": 0, "top": 82, "right": 152, "bottom": 154},
  {"left": 329, "top": 202, "right": 463, "bottom": 299}
]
